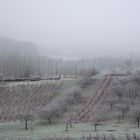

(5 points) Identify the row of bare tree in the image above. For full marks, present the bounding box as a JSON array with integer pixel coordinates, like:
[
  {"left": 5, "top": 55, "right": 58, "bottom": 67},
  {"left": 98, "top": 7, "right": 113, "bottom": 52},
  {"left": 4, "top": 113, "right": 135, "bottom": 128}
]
[{"left": 0, "top": 51, "right": 99, "bottom": 80}]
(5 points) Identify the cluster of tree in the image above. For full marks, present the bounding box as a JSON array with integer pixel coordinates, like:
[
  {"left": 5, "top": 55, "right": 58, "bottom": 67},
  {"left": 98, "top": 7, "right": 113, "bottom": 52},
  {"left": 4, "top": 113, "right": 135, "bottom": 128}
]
[
  {"left": 38, "top": 85, "right": 83, "bottom": 131},
  {"left": 0, "top": 51, "right": 99, "bottom": 80},
  {"left": 90, "top": 73, "right": 140, "bottom": 131},
  {"left": 79, "top": 68, "right": 98, "bottom": 88}
]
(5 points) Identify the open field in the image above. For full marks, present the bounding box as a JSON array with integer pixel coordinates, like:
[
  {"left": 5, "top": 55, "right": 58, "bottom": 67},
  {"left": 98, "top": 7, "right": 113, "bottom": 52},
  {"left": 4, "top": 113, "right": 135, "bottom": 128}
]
[
  {"left": 0, "top": 120, "right": 140, "bottom": 140},
  {"left": 0, "top": 76, "right": 140, "bottom": 140}
]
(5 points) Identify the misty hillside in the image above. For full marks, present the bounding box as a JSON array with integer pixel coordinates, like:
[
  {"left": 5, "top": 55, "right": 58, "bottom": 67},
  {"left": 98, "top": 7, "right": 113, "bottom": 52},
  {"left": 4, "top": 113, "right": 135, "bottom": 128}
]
[{"left": 0, "top": 36, "right": 38, "bottom": 56}]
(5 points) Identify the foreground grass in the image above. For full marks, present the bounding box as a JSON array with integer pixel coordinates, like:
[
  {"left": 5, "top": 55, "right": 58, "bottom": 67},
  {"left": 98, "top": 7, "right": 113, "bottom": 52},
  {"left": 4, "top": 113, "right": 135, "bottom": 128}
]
[{"left": 0, "top": 120, "right": 140, "bottom": 140}]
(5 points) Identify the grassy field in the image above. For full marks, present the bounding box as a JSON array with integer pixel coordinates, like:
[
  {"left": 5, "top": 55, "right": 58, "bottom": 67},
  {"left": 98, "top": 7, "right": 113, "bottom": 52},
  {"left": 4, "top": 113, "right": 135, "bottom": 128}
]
[{"left": 0, "top": 120, "right": 140, "bottom": 140}]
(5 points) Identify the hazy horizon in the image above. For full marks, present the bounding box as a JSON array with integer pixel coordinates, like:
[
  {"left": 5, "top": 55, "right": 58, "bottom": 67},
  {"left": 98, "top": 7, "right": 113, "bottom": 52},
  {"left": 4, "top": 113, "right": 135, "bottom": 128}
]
[{"left": 0, "top": 0, "right": 140, "bottom": 58}]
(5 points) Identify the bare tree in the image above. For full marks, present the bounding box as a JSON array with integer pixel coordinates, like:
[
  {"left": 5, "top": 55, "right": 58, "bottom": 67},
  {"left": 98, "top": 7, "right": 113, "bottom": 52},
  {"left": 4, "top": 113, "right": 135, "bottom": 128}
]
[
  {"left": 132, "top": 105, "right": 140, "bottom": 127},
  {"left": 116, "top": 103, "right": 129, "bottom": 118},
  {"left": 64, "top": 115, "right": 73, "bottom": 132},
  {"left": 112, "top": 85, "right": 124, "bottom": 102},
  {"left": 16, "top": 113, "right": 33, "bottom": 130},
  {"left": 55, "top": 98, "right": 68, "bottom": 113},
  {"left": 90, "top": 115, "right": 100, "bottom": 132},
  {"left": 125, "top": 83, "right": 139, "bottom": 105},
  {"left": 111, "top": 111, "right": 122, "bottom": 124},
  {"left": 68, "top": 86, "right": 83, "bottom": 102},
  {"left": 79, "top": 68, "right": 98, "bottom": 88},
  {"left": 39, "top": 104, "right": 56, "bottom": 124},
  {"left": 106, "top": 96, "right": 118, "bottom": 111}
]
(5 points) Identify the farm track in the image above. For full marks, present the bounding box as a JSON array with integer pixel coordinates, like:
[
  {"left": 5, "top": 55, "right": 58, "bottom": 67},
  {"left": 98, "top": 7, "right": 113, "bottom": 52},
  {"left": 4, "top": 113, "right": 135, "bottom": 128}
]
[{"left": 75, "top": 76, "right": 113, "bottom": 123}]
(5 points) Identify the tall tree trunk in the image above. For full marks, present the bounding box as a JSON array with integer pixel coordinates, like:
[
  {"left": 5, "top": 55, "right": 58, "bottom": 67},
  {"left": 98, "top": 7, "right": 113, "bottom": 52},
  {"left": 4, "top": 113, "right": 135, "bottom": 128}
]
[
  {"left": 137, "top": 117, "right": 140, "bottom": 127},
  {"left": 70, "top": 122, "right": 72, "bottom": 127},
  {"left": 66, "top": 124, "right": 68, "bottom": 132},
  {"left": 122, "top": 112, "right": 125, "bottom": 118},
  {"left": 48, "top": 117, "right": 51, "bottom": 124},
  {"left": 25, "top": 119, "right": 28, "bottom": 130},
  {"left": 94, "top": 124, "right": 97, "bottom": 132}
]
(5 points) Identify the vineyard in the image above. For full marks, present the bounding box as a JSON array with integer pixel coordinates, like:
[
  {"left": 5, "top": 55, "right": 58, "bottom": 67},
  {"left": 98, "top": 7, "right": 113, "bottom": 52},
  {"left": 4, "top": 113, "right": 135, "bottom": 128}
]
[{"left": 0, "top": 81, "right": 63, "bottom": 122}]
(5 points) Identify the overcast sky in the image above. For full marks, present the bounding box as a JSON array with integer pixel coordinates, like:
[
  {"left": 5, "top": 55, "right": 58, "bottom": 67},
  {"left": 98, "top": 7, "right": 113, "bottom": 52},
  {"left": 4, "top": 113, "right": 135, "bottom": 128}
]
[{"left": 0, "top": 0, "right": 140, "bottom": 58}]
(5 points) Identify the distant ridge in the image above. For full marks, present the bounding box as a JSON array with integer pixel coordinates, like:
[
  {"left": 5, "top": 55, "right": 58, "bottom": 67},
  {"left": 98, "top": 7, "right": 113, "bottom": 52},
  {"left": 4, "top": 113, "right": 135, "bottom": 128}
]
[{"left": 0, "top": 35, "right": 38, "bottom": 56}]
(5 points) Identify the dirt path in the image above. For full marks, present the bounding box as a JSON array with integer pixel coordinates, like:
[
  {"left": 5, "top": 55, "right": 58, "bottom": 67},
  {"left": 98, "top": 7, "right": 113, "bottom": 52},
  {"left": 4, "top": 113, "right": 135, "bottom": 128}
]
[{"left": 74, "top": 76, "right": 113, "bottom": 123}]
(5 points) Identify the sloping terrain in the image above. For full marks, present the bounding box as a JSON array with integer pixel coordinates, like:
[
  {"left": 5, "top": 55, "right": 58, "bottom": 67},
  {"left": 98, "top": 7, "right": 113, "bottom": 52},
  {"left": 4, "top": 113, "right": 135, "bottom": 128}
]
[{"left": 0, "top": 35, "right": 38, "bottom": 56}]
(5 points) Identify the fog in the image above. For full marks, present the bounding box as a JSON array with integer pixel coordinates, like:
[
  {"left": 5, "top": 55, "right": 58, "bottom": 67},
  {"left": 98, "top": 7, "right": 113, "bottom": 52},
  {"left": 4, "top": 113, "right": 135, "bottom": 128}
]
[{"left": 0, "top": 0, "right": 140, "bottom": 58}]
